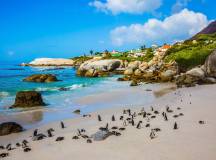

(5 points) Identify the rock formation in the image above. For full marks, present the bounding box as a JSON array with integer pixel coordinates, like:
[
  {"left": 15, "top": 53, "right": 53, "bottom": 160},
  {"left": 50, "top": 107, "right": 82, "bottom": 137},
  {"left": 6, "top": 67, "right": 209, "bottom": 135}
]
[{"left": 11, "top": 91, "right": 45, "bottom": 108}]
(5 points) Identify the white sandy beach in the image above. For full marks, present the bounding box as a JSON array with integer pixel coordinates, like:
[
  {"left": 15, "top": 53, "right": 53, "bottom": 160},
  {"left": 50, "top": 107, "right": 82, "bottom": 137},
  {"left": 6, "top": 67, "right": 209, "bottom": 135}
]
[{"left": 1, "top": 84, "right": 216, "bottom": 160}]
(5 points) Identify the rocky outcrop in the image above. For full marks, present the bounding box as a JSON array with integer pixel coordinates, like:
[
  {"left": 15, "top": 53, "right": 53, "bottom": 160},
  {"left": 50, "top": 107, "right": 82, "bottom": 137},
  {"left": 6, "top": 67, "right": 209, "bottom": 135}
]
[
  {"left": 186, "top": 67, "right": 205, "bottom": 78},
  {"left": 0, "top": 122, "right": 23, "bottom": 136},
  {"left": 22, "top": 58, "right": 74, "bottom": 66},
  {"left": 204, "top": 49, "right": 216, "bottom": 77},
  {"left": 23, "top": 74, "right": 59, "bottom": 83},
  {"left": 77, "top": 59, "right": 121, "bottom": 77},
  {"left": 11, "top": 91, "right": 45, "bottom": 108},
  {"left": 176, "top": 50, "right": 216, "bottom": 87},
  {"left": 175, "top": 67, "right": 216, "bottom": 87}
]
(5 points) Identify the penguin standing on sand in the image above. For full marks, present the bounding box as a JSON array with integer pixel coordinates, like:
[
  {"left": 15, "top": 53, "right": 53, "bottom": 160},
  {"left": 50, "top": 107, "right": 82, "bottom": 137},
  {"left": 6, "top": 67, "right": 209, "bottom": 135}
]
[
  {"left": 136, "top": 121, "right": 142, "bottom": 129},
  {"left": 33, "top": 129, "right": 38, "bottom": 137},
  {"left": 131, "top": 119, "right": 135, "bottom": 126},
  {"left": 61, "top": 121, "right": 66, "bottom": 129},
  {"left": 174, "top": 122, "right": 178, "bottom": 130},
  {"left": 150, "top": 130, "right": 156, "bottom": 139},
  {"left": 47, "top": 128, "right": 55, "bottom": 137},
  {"left": 123, "top": 120, "right": 127, "bottom": 126},
  {"left": 143, "top": 112, "right": 147, "bottom": 118},
  {"left": 112, "top": 115, "right": 115, "bottom": 121},
  {"left": 164, "top": 113, "right": 168, "bottom": 121},
  {"left": 98, "top": 115, "right": 102, "bottom": 122}
]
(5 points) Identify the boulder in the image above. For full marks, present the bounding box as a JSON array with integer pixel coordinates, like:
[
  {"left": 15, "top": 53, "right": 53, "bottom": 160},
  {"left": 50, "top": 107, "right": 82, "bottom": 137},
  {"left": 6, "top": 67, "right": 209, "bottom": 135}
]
[
  {"left": 203, "top": 77, "right": 216, "bottom": 84},
  {"left": 134, "top": 69, "right": 142, "bottom": 76},
  {"left": 0, "top": 122, "right": 23, "bottom": 136},
  {"left": 127, "top": 61, "right": 141, "bottom": 70},
  {"left": 204, "top": 49, "right": 216, "bottom": 77},
  {"left": 11, "top": 91, "right": 45, "bottom": 108},
  {"left": 84, "top": 69, "right": 98, "bottom": 77},
  {"left": 139, "top": 62, "right": 148, "bottom": 71},
  {"left": 186, "top": 67, "right": 205, "bottom": 79},
  {"left": 91, "top": 130, "right": 112, "bottom": 141},
  {"left": 130, "top": 80, "right": 138, "bottom": 86},
  {"left": 79, "top": 59, "right": 121, "bottom": 72},
  {"left": 23, "top": 74, "right": 59, "bottom": 83},
  {"left": 175, "top": 74, "right": 199, "bottom": 88},
  {"left": 73, "top": 109, "right": 81, "bottom": 114},
  {"left": 124, "top": 68, "right": 134, "bottom": 75},
  {"left": 160, "top": 70, "right": 176, "bottom": 82}
]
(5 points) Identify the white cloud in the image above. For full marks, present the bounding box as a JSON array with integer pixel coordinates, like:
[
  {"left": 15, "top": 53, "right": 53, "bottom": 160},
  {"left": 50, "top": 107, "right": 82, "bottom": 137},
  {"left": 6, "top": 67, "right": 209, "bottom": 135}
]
[
  {"left": 110, "top": 9, "right": 209, "bottom": 46},
  {"left": 89, "top": 0, "right": 162, "bottom": 15},
  {"left": 172, "top": 0, "right": 191, "bottom": 13}
]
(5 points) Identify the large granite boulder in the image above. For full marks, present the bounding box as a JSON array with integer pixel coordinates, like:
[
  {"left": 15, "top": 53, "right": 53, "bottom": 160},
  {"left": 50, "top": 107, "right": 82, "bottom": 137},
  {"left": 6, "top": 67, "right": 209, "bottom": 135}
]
[
  {"left": 124, "top": 68, "right": 134, "bottom": 75},
  {"left": 23, "top": 74, "right": 59, "bottom": 83},
  {"left": 11, "top": 91, "right": 45, "bottom": 108},
  {"left": 84, "top": 69, "right": 99, "bottom": 77},
  {"left": 186, "top": 67, "right": 205, "bottom": 79},
  {"left": 160, "top": 70, "right": 176, "bottom": 82},
  {"left": 204, "top": 49, "right": 216, "bottom": 77},
  {"left": 77, "top": 59, "right": 121, "bottom": 77},
  {"left": 127, "top": 61, "right": 141, "bottom": 70},
  {"left": 79, "top": 59, "right": 121, "bottom": 72},
  {"left": 0, "top": 122, "right": 23, "bottom": 136}
]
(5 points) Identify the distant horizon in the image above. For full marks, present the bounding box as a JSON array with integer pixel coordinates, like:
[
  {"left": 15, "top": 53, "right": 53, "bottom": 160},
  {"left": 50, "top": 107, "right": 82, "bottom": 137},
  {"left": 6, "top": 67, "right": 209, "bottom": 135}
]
[{"left": 0, "top": 0, "right": 215, "bottom": 62}]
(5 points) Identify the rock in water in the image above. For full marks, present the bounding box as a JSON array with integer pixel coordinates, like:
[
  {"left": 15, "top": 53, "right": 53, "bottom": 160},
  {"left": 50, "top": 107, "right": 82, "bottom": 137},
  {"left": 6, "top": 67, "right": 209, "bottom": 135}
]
[
  {"left": 23, "top": 74, "right": 59, "bottom": 83},
  {"left": 204, "top": 49, "right": 216, "bottom": 77},
  {"left": 91, "top": 130, "right": 112, "bottom": 141},
  {"left": 0, "top": 122, "right": 23, "bottom": 136},
  {"left": 11, "top": 91, "right": 45, "bottom": 108}
]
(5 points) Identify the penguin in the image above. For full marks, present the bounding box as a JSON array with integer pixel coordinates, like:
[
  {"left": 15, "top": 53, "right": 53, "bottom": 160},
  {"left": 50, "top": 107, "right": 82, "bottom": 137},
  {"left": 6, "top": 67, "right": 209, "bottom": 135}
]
[
  {"left": 128, "top": 109, "right": 131, "bottom": 116},
  {"left": 23, "top": 147, "right": 31, "bottom": 152},
  {"left": 112, "top": 115, "right": 115, "bottom": 121},
  {"left": 151, "top": 106, "right": 154, "bottom": 111},
  {"left": 120, "top": 116, "right": 124, "bottom": 120},
  {"left": 164, "top": 113, "right": 168, "bottom": 121},
  {"left": 56, "top": 137, "right": 64, "bottom": 141},
  {"left": 87, "top": 139, "right": 92, "bottom": 143},
  {"left": 131, "top": 119, "right": 135, "bottom": 126},
  {"left": 33, "top": 129, "right": 38, "bottom": 137},
  {"left": 174, "top": 122, "right": 178, "bottom": 130},
  {"left": 123, "top": 110, "right": 127, "bottom": 114},
  {"left": 136, "top": 121, "right": 142, "bottom": 129},
  {"left": 143, "top": 111, "right": 147, "bottom": 118},
  {"left": 150, "top": 130, "right": 156, "bottom": 139},
  {"left": 47, "top": 128, "right": 54, "bottom": 137},
  {"left": 123, "top": 120, "right": 127, "bottom": 126},
  {"left": 98, "top": 115, "right": 102, "bottom": 121},
  {"left": 77, "top": 129, "right": 81, "bottom": 136},
  {"left": 61, "top": 121, "right": 65, "bottom": 129}
]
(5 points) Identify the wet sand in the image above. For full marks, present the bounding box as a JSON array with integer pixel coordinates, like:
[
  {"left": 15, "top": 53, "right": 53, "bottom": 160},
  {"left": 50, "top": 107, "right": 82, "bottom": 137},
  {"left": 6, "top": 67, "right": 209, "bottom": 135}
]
[{"left": 1, "top": 84, "right": 216, "bottom": 160}]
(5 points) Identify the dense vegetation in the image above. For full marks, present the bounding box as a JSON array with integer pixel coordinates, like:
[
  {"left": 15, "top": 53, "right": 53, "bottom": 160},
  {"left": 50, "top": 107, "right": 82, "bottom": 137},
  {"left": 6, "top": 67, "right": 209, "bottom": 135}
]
[{"left": 165, "top": 33, "right": 216, "bottom": 71}]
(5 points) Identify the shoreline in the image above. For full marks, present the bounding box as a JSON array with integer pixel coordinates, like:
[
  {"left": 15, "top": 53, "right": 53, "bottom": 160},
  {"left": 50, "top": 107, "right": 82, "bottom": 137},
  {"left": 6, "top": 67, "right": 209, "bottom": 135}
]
[
  {"left": 1, "top": 84, "right": 216, "bottom": 160},
  {"left": 0, "top": 81, "right": 175, "bottom": 129}
]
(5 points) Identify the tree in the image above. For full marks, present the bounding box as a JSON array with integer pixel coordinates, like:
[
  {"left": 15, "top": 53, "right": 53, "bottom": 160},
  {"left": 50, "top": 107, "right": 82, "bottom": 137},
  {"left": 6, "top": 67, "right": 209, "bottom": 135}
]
[
  {"left": 140, "top": 45, "right": 146, "bottom": 51},
  {"left": 90, "top": 50, "right": 94, "bottom": 56}
]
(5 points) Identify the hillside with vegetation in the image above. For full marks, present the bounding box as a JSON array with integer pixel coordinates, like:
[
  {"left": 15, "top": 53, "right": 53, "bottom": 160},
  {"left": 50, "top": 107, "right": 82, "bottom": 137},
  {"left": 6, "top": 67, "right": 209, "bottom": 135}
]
[{"left": 164, "top": 33, "right": 216, "bottom": 71}]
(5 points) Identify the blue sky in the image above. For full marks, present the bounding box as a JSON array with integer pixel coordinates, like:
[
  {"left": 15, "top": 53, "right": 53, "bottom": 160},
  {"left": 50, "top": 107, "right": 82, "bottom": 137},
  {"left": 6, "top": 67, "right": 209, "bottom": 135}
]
[{"left": 0, "top": 0, "right": 215, "bottom": 62}]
